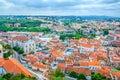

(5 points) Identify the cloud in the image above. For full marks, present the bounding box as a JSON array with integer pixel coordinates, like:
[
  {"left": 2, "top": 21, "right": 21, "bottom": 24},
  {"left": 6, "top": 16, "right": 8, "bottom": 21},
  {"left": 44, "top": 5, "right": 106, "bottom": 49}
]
[{"left": 0, "top": 0, "right": 120, "bottom": 17}]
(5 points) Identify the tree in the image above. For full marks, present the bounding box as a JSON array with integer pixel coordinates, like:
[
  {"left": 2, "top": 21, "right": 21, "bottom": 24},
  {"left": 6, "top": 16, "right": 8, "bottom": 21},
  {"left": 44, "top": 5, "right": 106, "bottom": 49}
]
[
  {"left": 51, "top": 76, "right": 64, "bottom": 80},
  {"left": 77, "top": 74, "right": 86, "bottom": 80},
  {"left": 13, "top": 46, "right": 20, "bottom": 51},
  {"left": 92, "top": 73, "right": 106, "bottom": 80},
  {"left": 90, "top": 34, "right": 96, "bottom": 38},
  {"left": 50, "top": 68, "right": 65, "bottom": 80},
  {"left": 103, "top": 29, "right": 109, "bottom": 35},
  {"left": 10, "top": 74, "right": 36, "bottom": 80},
  {"left": 4, "top": 52, "right": 9, "bottom": 59},
  {"left": 8, "top": 49, "right": 14, "bottom": 56},
  {"left": 75, "top": 33, "right": 82, "bottom": 39},
  {"left": 22, "top": 54, "right": 27, "bottom": 57},
  {"left": 10, "top": 74, "right": 25, "bottom": 80},
  {"left": 54, "top": 68, "right": 65, "bottom": 77},
  {"left": 77, "top": 29, "right": 83, "bottom": 35},
  {"left": 69, "top": 71, "right": 78, "bottom": 78},
  {"left": 4, "top": 44, "right": 11, "bottom": 49},
  {"left": 117, "top": 66, "right": 120, "bottom": 70},
  {"left": 2, "top": 73, "right": 13, "bottom": 80},
  {"left": 18, "top": 49, "right": 24, "bottom": 54},
  {"left": 81, "top": 26, "right": 87, "bottom": 28},
  {"left": 0, "top": 77, "right": 6, "bottom": 80},
  {"left": 29, "top": 51, "right": 34, "bottom": 54},
  {"left": 60, "top": 34, "right": 66, "bottom": 41}
]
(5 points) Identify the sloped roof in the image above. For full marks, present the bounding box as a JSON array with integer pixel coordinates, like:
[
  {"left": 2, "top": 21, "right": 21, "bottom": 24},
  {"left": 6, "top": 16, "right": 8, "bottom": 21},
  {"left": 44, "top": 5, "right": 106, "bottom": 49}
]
[{"left": 0, "top": 58, "right": 33, "bottom": 77}]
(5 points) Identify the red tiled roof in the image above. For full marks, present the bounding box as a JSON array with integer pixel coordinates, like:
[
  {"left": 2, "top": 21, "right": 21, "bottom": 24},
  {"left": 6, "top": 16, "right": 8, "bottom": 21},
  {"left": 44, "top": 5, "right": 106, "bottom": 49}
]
[
  {"left": 112, "top": 56, "right": 120, "bottom": 61},
  {"left": 51, "top": 38, "right": 59, "bottom": 43},
  {"left": 12, "top": 36, "right": 28, "bottom": 41},
  {"left": 31, "top": 33, "right": 39, "bottom": 36},
  {"left": 0, "top": 58, "right": 33, "bottom": 77},
  {"left": 80, "top": 61, "right": 89, "bottom": 66},
  {"left": 25, "top": 55, "right": 37, "bottom": 63},
  {"left": 66, "top": 66, "right": 91, "bottom": 76},
  {"left": 89, "top": 60, "right": 101, "bottom": 66},
  {"left": 95, "top": 67, "right": 110, "bottom": 77},
  {"left": 58, "top": 63, "right": 65, "bottom": 71},
  {"left": 80, "top": 44, "right": 93, "bottom": 48},
  {"left": 32, "top": 62, "right": 47, "bottom": 69}
]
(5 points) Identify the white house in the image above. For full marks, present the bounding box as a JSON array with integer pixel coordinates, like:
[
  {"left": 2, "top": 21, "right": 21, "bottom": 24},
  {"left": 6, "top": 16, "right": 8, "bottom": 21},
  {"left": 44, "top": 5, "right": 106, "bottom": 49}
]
[
  {"left": 8, "top": 36, "right": 36, "bottom": 54},
  {"left": 79, "top": 44, "right": 94, "bottom": 54}
]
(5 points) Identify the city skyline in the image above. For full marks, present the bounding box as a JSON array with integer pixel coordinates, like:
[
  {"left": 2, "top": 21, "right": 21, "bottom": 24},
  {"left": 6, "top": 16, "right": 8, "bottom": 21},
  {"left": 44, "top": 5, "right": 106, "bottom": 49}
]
[{"left": 0, "top": 0, "right": 120, "bottom": 17}]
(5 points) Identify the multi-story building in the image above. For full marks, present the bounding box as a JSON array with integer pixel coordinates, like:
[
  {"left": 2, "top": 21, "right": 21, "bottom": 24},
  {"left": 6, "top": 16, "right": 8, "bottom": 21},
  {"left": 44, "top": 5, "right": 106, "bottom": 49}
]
[{"left": 8, "top": 36, "right": 36, "bottom": 54}]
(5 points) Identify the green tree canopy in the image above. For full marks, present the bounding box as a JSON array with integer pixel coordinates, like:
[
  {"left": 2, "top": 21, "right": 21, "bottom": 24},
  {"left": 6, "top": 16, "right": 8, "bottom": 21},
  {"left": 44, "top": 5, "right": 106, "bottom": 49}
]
[
  {"left": 69, "top": 71, "right": 78, "bottom": 78},
  {"left": 0, "top": 73, "right": 36, "bottom": 80},
  {"left": 18, "top": 49, "right": 24, "bottom": 54},
  {"left": 4, "top": 44, "right": 12, "bottom": 49},
  {"left": 60, "top": 34, "right": 66, "bottom": 41},
  {"left": 103, "top": 29, "right": 109, "bottom": 35},
  {"left": 77, "top": 74, "right": 86, "bottom": 80},
  {"left": 50, "top": 68, "right": 65, "bottom": 80},
  {"left": 92, "top": 73, "right": 107, "bottom": 80}
]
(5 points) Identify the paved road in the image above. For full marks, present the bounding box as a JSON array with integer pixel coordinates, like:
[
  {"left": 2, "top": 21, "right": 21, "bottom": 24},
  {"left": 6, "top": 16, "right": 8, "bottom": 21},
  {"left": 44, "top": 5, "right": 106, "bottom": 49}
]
[
  {"left": 12, "top": 50, "right": 45, "bottom": 80},
  {"left": 26, "top": 68, "right": 46, "bottom": 80}
]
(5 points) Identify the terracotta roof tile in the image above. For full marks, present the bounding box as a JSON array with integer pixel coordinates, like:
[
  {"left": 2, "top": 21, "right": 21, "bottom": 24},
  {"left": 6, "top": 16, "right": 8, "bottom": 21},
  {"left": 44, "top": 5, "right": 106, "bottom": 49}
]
[
  {"left": 58, "top": 63, "right": 65, "bottom": 71},
  {"left": 32, "top": 62, "right": 47, "bottom": 69},
  {"left": 0, "top": 58, "right": 33, "bottom": 77},
  {"left": 66, "top": 66, "right": 91, "bottom": 76},
  {"left": 12, "top": 36, "right": 28, "bottom": 41}
]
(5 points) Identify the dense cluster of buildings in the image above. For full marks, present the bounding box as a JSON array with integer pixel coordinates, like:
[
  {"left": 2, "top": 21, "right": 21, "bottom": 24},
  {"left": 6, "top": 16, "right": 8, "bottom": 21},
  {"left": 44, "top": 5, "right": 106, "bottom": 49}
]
[{"left": 0, "top": 20, "right": 120, "bottom": 80}]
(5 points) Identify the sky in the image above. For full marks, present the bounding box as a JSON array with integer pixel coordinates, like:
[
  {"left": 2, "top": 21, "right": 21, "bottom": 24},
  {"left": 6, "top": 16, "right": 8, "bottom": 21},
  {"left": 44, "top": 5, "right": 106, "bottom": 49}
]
[{"left": 0, "top": 0, "right": 120, "bottom": 17}]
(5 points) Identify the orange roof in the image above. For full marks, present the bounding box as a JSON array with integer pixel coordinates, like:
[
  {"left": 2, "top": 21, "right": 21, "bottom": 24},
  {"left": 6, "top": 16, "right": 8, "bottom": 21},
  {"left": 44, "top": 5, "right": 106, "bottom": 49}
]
[
  {"left": 66, "top": 66, "right": 91, "bottom": 76},
  {"left": 80, "top": 61, "right": 89, "bottom": 66},
  {"left": 51, "top": 38, "right": 59, "bottom": 42},
  {"left": 89, "top": 53, "right": 97, "bottom": 59},
  {"left": 31, "top": 33, "right": 39, "bottom": 36},
  {"left": 70, "top": 39, "right": 79, "bottom": 43},
  {"left": 58, "top": 63, "right": 65, "bottom": 71},
  {"left": 25, "top": 55, "right": 37, "bottom": 63},
  {"left": 66, "top": 61, "right": 73, "bottom": 65},
  {"left": 96, "top": 67, "right": 110, "bottom": 77},
  {"left": 0, "top": 58, "right": 33, "bottom": 77},
  {"left": 112, "top": 56, "right": 120, "bottom": 61},
  {"left": 79, "top": 38, "right": 88, "bottom": 43},
  {"left": 112, "top": 71, "right": 120, "bottom": 77},
  {"left": 80, "top": 44, "right": 93, "bottom": 48},
  {"left": 35, "top": 39, "right": 42, "bottom": 43},
  {"left": 12, "top": 36, "right": 28, "bottom": 41},
  {"left": 32, "top": 62, "right": 47, "bottom": 69},
  {"left": 94, "top": 51, "right": 107, "bottom": 59},
  {"left": 89, "top": 60, "right": 101, "bottom": 66},
  {"left": 43, "top": 73, "right": 51, "bottom": 79},
  {"left": 52, "top": 50, "right": 64, "bottom": 58}
]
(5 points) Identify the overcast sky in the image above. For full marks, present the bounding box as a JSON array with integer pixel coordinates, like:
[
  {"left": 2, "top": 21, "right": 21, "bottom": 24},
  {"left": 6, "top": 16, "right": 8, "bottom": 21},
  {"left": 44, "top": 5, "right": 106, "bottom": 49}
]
[{"left": 0, "top": 0, "right": 120, "bottom": 17}]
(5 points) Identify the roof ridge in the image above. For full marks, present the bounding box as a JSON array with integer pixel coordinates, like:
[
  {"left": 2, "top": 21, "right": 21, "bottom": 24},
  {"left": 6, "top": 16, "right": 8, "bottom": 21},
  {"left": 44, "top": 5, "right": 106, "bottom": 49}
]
[{"left": 10, "top": 58, "right": 33, "bottom": 77}]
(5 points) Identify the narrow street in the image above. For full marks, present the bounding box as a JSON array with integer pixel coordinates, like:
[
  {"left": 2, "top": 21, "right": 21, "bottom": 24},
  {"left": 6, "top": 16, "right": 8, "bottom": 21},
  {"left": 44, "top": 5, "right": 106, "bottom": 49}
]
[
  {"left": 12, "top": 50, "right": 45, "bottom": 80},
  {"left": 26, "top": 68, "right": 44, "bottom": 80}
]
